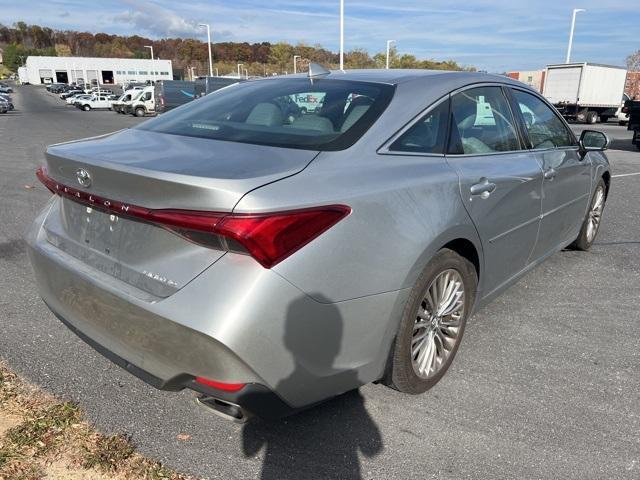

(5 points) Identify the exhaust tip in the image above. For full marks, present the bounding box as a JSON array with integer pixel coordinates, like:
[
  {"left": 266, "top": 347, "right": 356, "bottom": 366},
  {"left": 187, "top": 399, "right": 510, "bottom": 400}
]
[{"left": 196, "top": 395, "right": 250, "bottom": 423}]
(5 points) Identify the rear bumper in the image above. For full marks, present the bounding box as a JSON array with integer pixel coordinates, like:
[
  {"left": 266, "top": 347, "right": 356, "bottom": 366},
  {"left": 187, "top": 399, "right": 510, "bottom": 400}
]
[
  {"left": 48, "top": 304, "right": 295, "bottom": 419},
  {"left": 25, "top": 199, "right": 406, "bottom": 413}
]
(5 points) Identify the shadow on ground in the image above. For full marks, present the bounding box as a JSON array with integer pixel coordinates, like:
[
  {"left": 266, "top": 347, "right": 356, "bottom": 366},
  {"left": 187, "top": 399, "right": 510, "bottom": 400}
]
[{"left": 240, "top": 295, "right": 383, "bottom": 480}]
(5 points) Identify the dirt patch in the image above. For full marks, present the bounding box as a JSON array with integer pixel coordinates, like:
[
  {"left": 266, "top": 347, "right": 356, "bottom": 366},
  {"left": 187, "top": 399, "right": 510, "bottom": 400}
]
[
  {"left": 0, "top": 414, "right": 21, "bottom": 437},
  {"left": 0, "top": 362, "right": 194, "bottom": 480}
]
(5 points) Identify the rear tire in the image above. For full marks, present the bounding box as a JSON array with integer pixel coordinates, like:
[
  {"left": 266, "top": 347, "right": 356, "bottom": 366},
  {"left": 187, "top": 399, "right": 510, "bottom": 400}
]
[
  {"left": 586, "top": 111, "right": 598, "bottom": 124},
  {"left": 570, "top": 179, "right": 606, "bottom": 251},
  {"left": 386, "top": 249, "right": 477, "bottom": 394}
]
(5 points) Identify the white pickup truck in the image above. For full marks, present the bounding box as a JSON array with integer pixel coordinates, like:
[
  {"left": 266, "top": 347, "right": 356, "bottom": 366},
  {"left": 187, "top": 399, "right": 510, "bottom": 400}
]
[{"left": 76, "top": 94, "right": 118, "bottom": 111}]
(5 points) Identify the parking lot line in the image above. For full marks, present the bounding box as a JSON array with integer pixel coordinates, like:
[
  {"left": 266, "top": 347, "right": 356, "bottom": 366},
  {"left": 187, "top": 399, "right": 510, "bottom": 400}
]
[{"left": 612, "top": 172, "right": 640, "bottom": 178}]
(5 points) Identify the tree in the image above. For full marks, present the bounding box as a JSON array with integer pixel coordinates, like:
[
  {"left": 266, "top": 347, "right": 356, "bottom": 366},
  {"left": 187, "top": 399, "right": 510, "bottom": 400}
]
[
  {"left": 626, "top": 50, "right": 640, "bottom": 71},
  {"left": 345, "top": 48, "right": 375, "bottom": 69},
  {"left": 269, "top": 42, "right": 293, "bottom": 73}
]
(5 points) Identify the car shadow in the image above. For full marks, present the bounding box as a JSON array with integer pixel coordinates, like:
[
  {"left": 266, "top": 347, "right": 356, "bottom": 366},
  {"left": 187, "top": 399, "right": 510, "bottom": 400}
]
[
  {"left": 608, "top": 139, "right": 638, "bottom": 153},
  {"left": 240, "top": 295, "right": 383, "bottom": 480}
]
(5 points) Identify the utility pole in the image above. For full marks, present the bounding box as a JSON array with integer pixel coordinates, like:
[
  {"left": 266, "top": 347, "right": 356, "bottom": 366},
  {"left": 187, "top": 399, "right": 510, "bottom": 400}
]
[{"left": 386, "top": 40, "right": 395, "bottom": 69}]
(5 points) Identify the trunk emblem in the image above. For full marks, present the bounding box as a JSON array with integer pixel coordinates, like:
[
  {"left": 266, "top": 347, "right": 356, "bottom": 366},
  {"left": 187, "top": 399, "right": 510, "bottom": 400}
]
[{"left": 76, "top": 168, "right": 92, "bottom": 188}]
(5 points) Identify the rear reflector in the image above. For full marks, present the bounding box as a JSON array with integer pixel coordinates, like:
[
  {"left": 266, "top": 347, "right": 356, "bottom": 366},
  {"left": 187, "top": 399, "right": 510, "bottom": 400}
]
[
  {"left": 36, "top": 167, "right": 350, "bottom": 268},
  {"left": 195, "top": 377, "right": 246, "bottom": 392}
]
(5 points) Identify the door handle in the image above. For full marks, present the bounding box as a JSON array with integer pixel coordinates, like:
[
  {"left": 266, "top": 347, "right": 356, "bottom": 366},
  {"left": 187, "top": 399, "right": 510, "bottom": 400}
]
[
  {"left": 470, "top": 178, "right": 497, "bottom": 198},
  {"left": 543, "top": 168, "right": 557, "bottom": 180}
]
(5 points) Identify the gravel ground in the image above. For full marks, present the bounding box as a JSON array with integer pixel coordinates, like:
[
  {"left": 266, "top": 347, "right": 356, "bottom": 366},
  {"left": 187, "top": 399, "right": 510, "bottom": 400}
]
[{"left": 1, "top": 83, "right": 639, "bottom": 480}]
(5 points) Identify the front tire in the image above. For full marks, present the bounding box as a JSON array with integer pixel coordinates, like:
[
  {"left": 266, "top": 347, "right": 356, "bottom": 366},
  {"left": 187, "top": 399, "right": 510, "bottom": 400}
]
[
  {"left": 83, "top": 105, "right": 90, "bottom": 111},
  {"left": 387, "top": 249, "right": 477, "bottom": 394},
  {"left": 135, "top": 107, "right": 145, "bottom": 117},
  {"left": 571, "top": 179, "right": 606, "bottom": 251}
]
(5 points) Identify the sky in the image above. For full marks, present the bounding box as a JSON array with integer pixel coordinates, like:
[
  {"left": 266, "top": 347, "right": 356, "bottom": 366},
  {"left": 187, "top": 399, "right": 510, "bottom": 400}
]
[{"left": 1, "top": 0, "right": 638, "bottom": 72}]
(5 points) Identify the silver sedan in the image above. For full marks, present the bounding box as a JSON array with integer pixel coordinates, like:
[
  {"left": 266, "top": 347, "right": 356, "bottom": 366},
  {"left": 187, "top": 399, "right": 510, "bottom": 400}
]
[{"left": 26, "top": 68, "right": 610, "bottom": 420}]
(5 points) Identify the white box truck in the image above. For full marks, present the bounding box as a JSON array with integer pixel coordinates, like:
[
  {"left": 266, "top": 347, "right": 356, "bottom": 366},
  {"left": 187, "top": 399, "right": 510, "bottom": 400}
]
[{"left": 542, "top": 63, "right": 627, "bottom": 124}]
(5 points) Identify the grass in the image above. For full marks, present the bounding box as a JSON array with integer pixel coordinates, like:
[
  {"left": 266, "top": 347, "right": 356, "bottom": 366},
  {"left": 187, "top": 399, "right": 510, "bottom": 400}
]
[{"left": 0, "top": 362, "right": 194, "bottom": 480}]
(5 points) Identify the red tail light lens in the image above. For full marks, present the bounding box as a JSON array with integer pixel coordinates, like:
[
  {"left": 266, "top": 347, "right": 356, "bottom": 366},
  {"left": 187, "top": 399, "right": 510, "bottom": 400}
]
[
  {"left": 195, "top": 377, "right": 246, "bottom": 392},
  {"left": 217, "top": 206, "right": 351, "bottom": 268},
  {"left": 36, "top": 167, "right": 350, "bottom": 268}
]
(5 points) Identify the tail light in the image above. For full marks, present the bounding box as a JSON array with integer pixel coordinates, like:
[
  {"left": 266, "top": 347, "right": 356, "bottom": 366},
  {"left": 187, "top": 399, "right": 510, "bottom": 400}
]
[
  {"left": 622, "top": 106, "right": 628, "bottom": 114},
  {"left": 159, "top": 95, "right": 165, "bottom": 106},
  {"left": 195, "top": 377, "right": 245, "bottom": 392},
  {"left": 36, "top": 167, "right": 350, "bottom": 268}
]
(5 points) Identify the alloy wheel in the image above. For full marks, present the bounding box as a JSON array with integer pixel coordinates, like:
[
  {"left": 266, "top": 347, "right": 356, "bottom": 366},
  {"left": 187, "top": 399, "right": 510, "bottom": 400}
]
[
  {"left": 411, "top": 269, "right": 465, "bottom": 379},
  {"left": 586, "top": 186, "right": 605, "bottom": 243}
]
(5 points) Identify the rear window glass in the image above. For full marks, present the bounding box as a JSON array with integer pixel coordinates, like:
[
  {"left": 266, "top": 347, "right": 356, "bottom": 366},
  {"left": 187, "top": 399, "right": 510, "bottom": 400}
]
[{"left": 136, "top": 78, "right": 394, "bottom": 151}]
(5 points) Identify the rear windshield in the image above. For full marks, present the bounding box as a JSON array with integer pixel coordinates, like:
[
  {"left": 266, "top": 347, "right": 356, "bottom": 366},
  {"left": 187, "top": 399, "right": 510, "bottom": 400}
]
[{"left": 136, "top": 78, "right": 394, "bottom": 150}]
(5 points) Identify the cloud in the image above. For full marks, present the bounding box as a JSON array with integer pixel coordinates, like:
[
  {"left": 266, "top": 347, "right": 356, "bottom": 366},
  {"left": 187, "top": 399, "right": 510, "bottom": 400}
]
[{"left": 114, "top": 0, "right": 201, "bottom": 37}]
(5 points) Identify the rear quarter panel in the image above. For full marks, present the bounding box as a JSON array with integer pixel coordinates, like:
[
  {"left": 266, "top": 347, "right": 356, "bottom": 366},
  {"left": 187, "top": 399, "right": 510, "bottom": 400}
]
[{"left": 234, "top": 150, "right": 481, "bottom": 304}]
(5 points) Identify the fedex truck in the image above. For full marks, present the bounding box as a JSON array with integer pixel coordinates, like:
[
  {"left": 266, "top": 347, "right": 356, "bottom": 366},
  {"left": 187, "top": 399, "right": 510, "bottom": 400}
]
[{"left": 542, "top": 63, "right": 627, "bottom": 123}]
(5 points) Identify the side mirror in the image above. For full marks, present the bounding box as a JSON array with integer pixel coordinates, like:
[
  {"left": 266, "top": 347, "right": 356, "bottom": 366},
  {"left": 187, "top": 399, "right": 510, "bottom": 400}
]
[{"left": 579, "top": 130, "right": 609, "bottom": 153}]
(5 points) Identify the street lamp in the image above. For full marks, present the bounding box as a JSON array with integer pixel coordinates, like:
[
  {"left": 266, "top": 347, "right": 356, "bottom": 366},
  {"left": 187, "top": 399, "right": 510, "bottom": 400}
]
[
  {"left": 566, "top": 8, "right": 585, "bottom": 63},
  {"left": 237, "top": 63, "right": 243, "bottom": 78},
  {"left": 386, "top": 40, "right": 396, "bottom": 69},
  {"left": 144, "top": 45, "right": 156, "bottom": 84},
  {"left": 199, "top": 23, "right": 214, "bottom": 77},
  {"left": 293, "top": 55, "right": 301, "bottom": 74},
  {"left": 339, "top": 0, "right": 344, "bottom": 70}
]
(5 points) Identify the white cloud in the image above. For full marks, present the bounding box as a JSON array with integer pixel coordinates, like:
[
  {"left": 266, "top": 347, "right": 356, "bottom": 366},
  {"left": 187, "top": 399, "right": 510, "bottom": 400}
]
[{"left": 114, "top": 0, "right": 201, "bottom": 37}]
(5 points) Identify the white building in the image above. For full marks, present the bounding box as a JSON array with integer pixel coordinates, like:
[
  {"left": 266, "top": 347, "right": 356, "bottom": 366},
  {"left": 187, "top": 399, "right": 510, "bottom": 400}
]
[{"left": 22, "top": 56, "right": 173, "bottom": 85}]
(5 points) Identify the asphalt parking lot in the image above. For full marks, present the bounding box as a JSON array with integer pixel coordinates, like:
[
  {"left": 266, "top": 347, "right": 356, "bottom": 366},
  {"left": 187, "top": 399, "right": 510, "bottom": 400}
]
[{"left": 1, "top": 84, "right": 639, "bottom": 479}]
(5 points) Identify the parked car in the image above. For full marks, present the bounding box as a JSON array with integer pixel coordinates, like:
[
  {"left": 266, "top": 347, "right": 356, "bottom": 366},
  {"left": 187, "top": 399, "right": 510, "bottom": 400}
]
[
  {"left": 615, "top": 94, "right": 630, "bottom": 126},
  {"left": 76, "top": 94, "right": 117, "bottom": 111},
  {"left": 0, "top": 93, "right": 14, "bottom": 110},
  {"left": 26, "top": 69, "right": 611, "bottom": 421},
  {"left": 154, "top": 80, "right": 195, "bottom": 113},
  {"left": 60, "top": 89, "right": 84, "bottom": 100},
  {"left": 0, "top": 85, "right": 14, "bottom": 94},
  {"left": 624, "top": 98, "right": 640, "bottom": 151},
  {"left": 0, "top": 99, "right": 8, "bottom": 114},
  {"left": 111, "top": 92, "right": 136, "bottom": 113},
  {"left": 68, "top": 94, "right": 92, "bottom": 106},
  {"left": 45, "top": 83, "right": 64, "bottom": 92}
]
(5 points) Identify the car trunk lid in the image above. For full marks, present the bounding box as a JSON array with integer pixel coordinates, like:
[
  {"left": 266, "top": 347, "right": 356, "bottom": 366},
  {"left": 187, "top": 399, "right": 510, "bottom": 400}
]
[{"left": 41, "top": 129, "right": 318, "bottom": 298}]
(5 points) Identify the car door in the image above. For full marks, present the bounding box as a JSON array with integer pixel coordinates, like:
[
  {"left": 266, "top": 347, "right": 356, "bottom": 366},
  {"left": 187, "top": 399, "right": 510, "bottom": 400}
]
[
  {"left": 445, "top": 85, "right": 544, "bottom": 295},
  {"left": 508, "top": 88, "right": 591, "bottom": 260}
]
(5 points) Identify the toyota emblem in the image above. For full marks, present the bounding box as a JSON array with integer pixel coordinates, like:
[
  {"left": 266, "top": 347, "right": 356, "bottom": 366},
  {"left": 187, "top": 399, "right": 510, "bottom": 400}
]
[{"left": 76, "top": 168, "right": 92, "bottom": 188}]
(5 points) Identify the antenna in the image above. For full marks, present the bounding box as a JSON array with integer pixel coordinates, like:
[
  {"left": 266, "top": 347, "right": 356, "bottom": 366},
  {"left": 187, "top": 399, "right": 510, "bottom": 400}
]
[{"left": 308, "top": 63, "right": 331, "bottom": 78}]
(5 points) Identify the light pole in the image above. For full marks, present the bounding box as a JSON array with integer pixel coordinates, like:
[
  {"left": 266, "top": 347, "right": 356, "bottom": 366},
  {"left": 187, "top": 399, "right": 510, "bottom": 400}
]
[
  {"left": 566, "top": 8, "right": 585, "bottom": 63},
  {"left": 237, "top": 63, "right": 243, "bottom": 78},
  {"left": 199, "top": 23, "right": 214, "bottom": 77},
  {"left": 144, "top": 45, "right": 156, "bottom": 84},
  {"left": 190, "top": 66, "right": 196, "bottom": 81},
  {"left": 386, "top": 40, "right": 395, "bottom": 69},
  {"left": 293, "top": 55, "right": 301, "bottom": 74},
  {"left": 339, "top": 0, "right": 344, "bottom": 70},
  {"left": 244, "top": 68, "right": 249, "bottom": 79}
]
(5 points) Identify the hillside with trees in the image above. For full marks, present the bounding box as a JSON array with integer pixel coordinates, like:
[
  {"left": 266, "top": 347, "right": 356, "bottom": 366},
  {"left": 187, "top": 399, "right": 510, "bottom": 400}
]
[{"left": 0, "top": 22, "right": 475, "bottom": 77}]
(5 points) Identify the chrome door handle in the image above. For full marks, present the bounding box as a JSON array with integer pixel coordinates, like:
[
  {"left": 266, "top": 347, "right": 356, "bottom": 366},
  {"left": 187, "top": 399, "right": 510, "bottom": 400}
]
[
  {"left": 543, "top": 168, "right": 557, "bottom": 180},
  {"left": 470, "top": 178, "right": 497, "bottom": 198}
]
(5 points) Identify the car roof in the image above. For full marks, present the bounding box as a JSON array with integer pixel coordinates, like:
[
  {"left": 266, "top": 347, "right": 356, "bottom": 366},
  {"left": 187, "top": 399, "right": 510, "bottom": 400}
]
[{"left": 281, "top": 69, "right": 523, "bottom": 87}]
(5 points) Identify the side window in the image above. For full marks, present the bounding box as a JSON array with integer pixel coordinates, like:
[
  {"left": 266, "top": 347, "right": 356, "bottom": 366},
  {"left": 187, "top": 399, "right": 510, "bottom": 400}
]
[
  {"left": 511, "top": 89, "right": 575, "bottom": 149},
  {"left": 389, "top": 99, "right": 449, "bottom": 154},
  {"left": 449, "top": 87, "right": 520, "bottom": 154}
]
